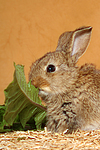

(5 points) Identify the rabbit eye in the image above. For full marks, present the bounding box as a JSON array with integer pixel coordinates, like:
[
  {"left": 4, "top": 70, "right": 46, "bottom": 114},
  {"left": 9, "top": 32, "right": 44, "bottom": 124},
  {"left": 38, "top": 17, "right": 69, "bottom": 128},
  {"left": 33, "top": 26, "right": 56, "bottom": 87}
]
[{"left": 47, "top": 64, "right": 56, "bottom": 73}]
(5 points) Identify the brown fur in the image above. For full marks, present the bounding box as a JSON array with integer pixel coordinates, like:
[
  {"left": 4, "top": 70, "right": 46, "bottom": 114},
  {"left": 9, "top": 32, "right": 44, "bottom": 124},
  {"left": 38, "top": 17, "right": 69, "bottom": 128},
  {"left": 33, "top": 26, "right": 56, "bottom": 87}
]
[{"left": 29, "top": 26, "right": 100, "bottom": 133}]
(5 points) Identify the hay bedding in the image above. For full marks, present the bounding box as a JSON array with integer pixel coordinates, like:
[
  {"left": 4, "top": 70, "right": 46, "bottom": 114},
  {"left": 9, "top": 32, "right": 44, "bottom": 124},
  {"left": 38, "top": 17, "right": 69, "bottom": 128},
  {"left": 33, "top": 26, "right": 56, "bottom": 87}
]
[{"left": 0, "top": 129, "right": 100, "bottom": 150}]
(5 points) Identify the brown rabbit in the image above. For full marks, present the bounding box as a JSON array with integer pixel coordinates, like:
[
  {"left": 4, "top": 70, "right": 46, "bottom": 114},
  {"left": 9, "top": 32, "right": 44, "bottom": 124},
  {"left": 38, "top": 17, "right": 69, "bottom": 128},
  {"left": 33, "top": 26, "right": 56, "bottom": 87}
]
[{"left": 29, "top": 26, "right": 100, "bottom": 133}]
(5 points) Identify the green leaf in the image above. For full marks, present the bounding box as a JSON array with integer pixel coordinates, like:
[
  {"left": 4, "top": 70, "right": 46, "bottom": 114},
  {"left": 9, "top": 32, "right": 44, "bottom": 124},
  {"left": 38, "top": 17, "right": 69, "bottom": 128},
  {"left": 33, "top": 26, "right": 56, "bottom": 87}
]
[
  {"left": 3, "top": 63, "right": 47, "bottom": 130},
  {"left": 34, "top": 111, "right": 47, "bottom": 129},
  {"left": 0, "top": 105, "right": 6, "bottom": 131},
  {"left": 0, "top": 105, "right": 5, "bottom": 123}
]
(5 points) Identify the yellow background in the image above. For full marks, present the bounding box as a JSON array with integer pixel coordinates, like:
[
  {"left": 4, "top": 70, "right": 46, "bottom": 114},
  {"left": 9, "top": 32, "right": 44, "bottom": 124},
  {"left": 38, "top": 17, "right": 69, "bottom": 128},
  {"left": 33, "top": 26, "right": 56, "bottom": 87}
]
[{"left": 0, "top": 0, "right": 100, "bottom": 104}]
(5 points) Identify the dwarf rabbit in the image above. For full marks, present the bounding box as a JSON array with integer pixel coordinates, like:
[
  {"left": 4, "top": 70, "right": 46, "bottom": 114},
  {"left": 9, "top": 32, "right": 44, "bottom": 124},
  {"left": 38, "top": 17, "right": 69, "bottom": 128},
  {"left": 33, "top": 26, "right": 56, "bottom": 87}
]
[{"left": 29, "top": 26, "right": 100, "bottom": 133}]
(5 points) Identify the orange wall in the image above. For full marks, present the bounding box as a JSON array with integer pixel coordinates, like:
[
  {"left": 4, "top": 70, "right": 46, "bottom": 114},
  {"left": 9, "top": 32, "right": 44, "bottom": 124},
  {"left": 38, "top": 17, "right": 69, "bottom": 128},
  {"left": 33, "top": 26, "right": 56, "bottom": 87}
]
[{"left": 0, "top": 0, "right": 100, "bottom": 104}]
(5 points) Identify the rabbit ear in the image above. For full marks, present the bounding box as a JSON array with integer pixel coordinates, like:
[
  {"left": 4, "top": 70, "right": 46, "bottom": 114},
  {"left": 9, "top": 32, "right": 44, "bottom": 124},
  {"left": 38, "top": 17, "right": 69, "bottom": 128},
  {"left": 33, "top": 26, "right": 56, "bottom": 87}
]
[
  {"left": 71, "top": 26, "right": 92, "bottom": 58},
  {"left": 56, "top": 26, "right": 92, "bottom": 64}
]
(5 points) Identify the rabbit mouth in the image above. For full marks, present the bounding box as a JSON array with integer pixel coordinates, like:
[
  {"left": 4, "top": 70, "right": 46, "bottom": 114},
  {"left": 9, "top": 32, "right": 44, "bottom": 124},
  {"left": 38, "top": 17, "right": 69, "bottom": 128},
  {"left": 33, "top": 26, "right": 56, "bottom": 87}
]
[
  {"left": 39, "top": 86, "right": 51, "bottom": 96},
  {"left": 40, "top": 86, "right": 51, "bottom": 92},
  {"left": 38, "top": 89, "right": 49, "bottom": 99},
  {"left": 39, "top": 89, "right": 48, "bottom": 95}
]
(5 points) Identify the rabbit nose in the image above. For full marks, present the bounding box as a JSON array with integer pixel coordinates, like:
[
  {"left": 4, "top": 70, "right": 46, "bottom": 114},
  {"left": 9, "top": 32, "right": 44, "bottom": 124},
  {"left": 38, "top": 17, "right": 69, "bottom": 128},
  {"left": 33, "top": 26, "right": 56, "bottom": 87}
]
[
  {"left": 31, "top": 79, "right": 38, "bottom": 88},
  {"left": 31, "top": 76, "right": 50, "bottom": 90},
  {"left": 31, "top": 76, "right": 43, "bottom": 88}
]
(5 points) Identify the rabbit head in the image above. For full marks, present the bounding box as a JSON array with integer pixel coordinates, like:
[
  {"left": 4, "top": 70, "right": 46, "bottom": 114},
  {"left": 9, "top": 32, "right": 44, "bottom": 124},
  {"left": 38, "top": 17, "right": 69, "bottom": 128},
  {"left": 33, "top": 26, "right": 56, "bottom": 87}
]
[{"left": 29, "top": 26, "right": 92, "bottom": 100}]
